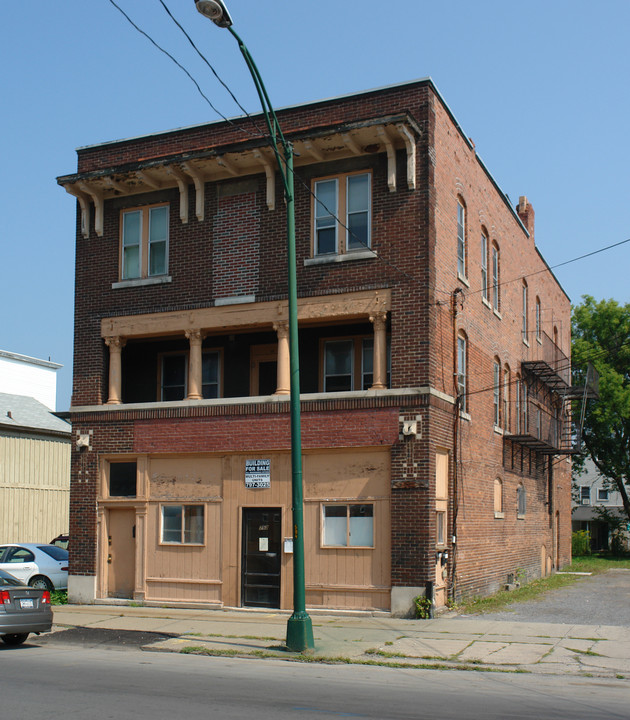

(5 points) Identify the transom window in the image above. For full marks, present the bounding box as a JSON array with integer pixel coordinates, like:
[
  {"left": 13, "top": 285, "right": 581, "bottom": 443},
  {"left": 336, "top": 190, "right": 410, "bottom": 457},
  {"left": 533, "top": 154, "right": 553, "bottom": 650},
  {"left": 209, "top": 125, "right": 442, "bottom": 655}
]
[
  {"left": 313, "top": 172, "right": 371, "bottom": 256},
  {"left": 161, "top": 505, "right": 204, "bottom": 544},
  {"left": 322, "top": 504, "right": 374, "bottom": 548},
  {"left": 322, "top": 336, "right": 390, "bottom": 392},
  {"left": 121, "top": 204, "right": 169, "bottom": 280}
]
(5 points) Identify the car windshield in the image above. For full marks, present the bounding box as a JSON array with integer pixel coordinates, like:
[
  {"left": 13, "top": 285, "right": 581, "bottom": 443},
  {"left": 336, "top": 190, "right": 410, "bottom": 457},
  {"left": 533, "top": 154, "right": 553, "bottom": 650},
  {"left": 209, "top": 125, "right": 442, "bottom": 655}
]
[
  {"left": 0, "top": 570, "right": 25, "bottom": 586},
  {"left": 37, "top": 545, "right": 69, "bottom": 561}
]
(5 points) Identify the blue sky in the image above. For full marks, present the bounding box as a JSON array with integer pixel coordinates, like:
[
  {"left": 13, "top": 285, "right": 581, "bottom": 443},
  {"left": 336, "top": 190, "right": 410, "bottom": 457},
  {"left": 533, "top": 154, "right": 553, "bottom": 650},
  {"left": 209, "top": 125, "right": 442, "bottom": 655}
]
[{"left": 1, "top": 1, "right": 629, "bottom": 410}]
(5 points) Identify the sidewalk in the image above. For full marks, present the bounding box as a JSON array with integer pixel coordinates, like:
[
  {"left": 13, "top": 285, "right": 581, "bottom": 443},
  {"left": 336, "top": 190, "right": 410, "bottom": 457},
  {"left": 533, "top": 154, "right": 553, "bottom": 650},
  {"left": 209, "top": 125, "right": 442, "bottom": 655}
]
[{"left": 49, "top": 603, "right": 630, "bottom": 678}]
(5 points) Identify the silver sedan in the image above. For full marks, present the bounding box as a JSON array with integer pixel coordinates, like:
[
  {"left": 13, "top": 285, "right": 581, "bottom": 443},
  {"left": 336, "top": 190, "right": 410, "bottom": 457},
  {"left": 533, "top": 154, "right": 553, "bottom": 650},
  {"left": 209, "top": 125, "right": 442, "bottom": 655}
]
[
  {"left": 0, "top": 543, "right": 68, "bottom": 590},
  {"left": 0, "top": 569, "right": 53, "bottom": 646}
]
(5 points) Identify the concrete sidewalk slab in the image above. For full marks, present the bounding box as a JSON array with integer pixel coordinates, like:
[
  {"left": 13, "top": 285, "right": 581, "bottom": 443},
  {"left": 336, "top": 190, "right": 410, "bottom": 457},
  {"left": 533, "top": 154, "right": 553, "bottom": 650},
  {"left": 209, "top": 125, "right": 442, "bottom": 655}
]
[{"left": 47, "top": 603, "right": 630, "bottom": 678}]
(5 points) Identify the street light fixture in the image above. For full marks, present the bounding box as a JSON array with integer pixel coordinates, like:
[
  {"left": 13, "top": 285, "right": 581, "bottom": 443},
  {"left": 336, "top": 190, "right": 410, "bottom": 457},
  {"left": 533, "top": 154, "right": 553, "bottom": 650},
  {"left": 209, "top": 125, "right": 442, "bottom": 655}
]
[{"left": 194, "top": 0, "right": 314, "bottom": 652}]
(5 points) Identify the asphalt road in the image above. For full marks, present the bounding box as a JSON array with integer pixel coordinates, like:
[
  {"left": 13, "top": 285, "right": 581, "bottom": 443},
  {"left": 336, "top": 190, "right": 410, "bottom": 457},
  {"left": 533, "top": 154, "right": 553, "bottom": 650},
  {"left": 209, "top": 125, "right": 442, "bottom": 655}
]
[
  {"left": 456, "top": 569, "right": 630, "bottom": 625},
  {"left": 1, "top": 643, "right": 628, "bottom": 720}
]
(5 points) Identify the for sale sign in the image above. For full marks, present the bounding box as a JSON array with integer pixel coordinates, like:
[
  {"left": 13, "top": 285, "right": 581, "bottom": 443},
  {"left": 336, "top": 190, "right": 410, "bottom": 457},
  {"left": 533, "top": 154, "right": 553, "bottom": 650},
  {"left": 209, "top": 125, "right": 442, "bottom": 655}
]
[{"left": 245, "top": 459, "right": 271, "bottom": 489}]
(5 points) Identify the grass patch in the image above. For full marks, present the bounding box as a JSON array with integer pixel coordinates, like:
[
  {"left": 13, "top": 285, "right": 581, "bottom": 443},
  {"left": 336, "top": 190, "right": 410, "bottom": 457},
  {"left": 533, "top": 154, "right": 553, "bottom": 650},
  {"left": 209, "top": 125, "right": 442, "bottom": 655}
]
[
  {"left": 51, "top": 590, "right": 68, "bottom": 605},
  {"left": 563, "top": 556, "right": 630, "bottom": 573},
  {"left": 454, "top": 555, "right": 630, "bottom": 616},
  {"left": 566, "top": 647, "right": 604, "bottom": 657},
  {"left": 177, "top": 645, "right": 530, "bottom": 674}
]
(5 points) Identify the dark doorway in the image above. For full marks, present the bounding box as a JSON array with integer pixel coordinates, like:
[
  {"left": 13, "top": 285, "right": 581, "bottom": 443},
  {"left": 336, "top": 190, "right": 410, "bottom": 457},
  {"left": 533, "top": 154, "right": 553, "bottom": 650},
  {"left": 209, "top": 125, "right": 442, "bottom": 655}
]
[{"left": 241, "top": 508, "right": 281, "bottom": 608}]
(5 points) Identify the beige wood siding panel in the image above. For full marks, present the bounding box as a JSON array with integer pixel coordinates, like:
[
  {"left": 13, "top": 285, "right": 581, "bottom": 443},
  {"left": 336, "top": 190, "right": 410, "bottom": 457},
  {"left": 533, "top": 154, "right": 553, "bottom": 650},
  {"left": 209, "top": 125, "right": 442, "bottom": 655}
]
[
  {"left": 0, "top": 436, "right": 70, "bottom": 543},
  {"left": 303, "top": 448, "right": 391, "bottom": 610}
]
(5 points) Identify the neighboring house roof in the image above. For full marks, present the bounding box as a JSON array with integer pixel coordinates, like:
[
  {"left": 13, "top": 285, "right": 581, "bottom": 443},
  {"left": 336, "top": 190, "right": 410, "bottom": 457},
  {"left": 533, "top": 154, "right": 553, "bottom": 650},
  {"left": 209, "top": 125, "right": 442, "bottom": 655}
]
[
  {"left": 0, "top": 392, "right": 71, "bottom": 437},
  {"left": 572, "top": 505, "right": 628, "bottom": 522}
]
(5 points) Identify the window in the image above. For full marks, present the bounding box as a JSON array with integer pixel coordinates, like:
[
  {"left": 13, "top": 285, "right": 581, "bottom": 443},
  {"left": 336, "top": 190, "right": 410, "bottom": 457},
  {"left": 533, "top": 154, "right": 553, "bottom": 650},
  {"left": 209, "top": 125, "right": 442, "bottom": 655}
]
[
  {"left": 503, "top": 365, "right": 510, "bottom": 432},
  {"left": 515, "top": 377, "right": 521, "bottom": 433},
  {"left": 161, "top": 354, "right": 187, "bottom": 401},
  {"left": 322, "top": 336, "right": 390, "bottom": 392},
  {"left": 202, "top": 351, "right": 220, "bottom": 399},
  {"left": 436, "top": 511, "right": 446, "bottom": 545},
  {"left": 109, "top": 461, "right": 137, "bottom": 497},
  {"left": 517, "top": 484, "right": 527, "bottom": 517},
  {"left": 2, "top": 546, "right": 35, "bottom": 563},
  {"left": 522, "top": 281, "right": 528, "bottom": 343},
  {"left": 121, "top": 204, "right": 169, "bottom": 280},
  {"left": 521, "top": 380, "right": 528, "bottom": 433},
  {"left": 494, "top": 478, "right": 504, "bottom": 517},
  {"left": 580, "top": 486, "right": 591, "bottom": 505},
  {"left": 457, "top": 200, "right": 466, "bottom": 277},
  {"left": 457, "top": 333, "right": 467, "bottom": 412},
  {"left": 481, "top": 231, "right": 488, "bottom": 301},
  {"left": 161, "top": 505, "right": 204, "bottom": 544},
  {"left": 493, "top": 359, "right": 501, "bottom": 426},
  {"left": 492, "top": 243, "right": 500, "bottom": 310},
  {"left": 597, "top": 488, "right": 609, "bottom": 502},
  {"left": 322, "top": 504, "right": 373, "bottom": 547},
  {"left": 313, "top": 172, "right": 371, "bottom": 256},
  {"left": 535, "top": 297, "right": 542, "bottom": 341}
]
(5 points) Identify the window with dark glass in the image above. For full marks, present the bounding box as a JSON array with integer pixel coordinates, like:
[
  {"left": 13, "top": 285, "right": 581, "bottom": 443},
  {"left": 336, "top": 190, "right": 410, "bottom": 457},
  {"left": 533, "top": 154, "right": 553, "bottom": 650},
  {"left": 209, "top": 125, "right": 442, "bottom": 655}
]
[
  {"left": 109, "top": 461, "right": 137, "bottom": 497},
  {"left": 202, "top": 351, "right": 220, "bottom": 399},
  {"left": 161, "top": 354, "right": 187, "bottom": 401}
]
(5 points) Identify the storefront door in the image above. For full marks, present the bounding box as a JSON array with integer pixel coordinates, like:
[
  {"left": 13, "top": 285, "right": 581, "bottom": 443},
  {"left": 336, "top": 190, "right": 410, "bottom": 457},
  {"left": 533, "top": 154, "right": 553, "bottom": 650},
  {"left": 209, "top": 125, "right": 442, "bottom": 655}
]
[{"left": 241, "top": 508, "right": 281, "bottom": 608}]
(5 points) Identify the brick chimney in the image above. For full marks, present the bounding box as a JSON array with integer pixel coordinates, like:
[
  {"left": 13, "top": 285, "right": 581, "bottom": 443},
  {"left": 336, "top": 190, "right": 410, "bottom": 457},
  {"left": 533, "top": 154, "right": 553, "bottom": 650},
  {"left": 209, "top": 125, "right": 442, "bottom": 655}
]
[{"left": 517, "top": 196, "right": 535, "bottom": 240}]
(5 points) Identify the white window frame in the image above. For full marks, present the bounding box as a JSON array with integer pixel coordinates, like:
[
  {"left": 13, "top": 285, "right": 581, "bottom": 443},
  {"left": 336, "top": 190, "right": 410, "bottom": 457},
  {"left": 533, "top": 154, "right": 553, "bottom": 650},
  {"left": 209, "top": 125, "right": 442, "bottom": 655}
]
[
  {"left": 580, "top": 486, "right": 591, "bottom": 505},
  {"left": 597, "top": 488, "right": 609, "bottom": 502},
  {"left": 322, "top": 503, "right": 374, "bottom": 548},
  {"left": 160, "top": 504, "right": 205, "bottom": 545}
]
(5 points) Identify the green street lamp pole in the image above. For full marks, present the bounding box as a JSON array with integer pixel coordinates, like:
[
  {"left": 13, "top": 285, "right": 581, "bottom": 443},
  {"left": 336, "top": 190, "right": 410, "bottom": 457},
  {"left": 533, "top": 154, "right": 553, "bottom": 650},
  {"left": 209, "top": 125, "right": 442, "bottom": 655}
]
[{"left": 195, "top": 0, "right": 314, "bottom": 652}]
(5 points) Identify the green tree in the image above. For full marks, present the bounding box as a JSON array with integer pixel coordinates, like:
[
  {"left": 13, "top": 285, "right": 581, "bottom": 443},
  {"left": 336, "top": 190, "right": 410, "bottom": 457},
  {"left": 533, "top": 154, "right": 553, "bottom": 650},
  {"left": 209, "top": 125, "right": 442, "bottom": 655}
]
[{"left": 572, "top": 296, "right": 630, "bottom": 522}]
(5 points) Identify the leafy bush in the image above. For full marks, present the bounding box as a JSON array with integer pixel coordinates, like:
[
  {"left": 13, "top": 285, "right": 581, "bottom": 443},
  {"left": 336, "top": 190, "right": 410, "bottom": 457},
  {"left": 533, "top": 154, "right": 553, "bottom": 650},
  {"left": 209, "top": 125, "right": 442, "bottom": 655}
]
[
  {"left": 572, "top": 529, "right": 591, "bottom": 556},
  {"left": 413, "top": 594, "right": 432, "bottom": 619}
]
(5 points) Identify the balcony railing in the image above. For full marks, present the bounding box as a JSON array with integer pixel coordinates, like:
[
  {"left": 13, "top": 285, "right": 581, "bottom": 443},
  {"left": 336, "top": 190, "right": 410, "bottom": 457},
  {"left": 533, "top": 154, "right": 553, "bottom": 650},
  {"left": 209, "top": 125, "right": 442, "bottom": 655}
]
[
  {"left": 522, "top": 331, "right": 570, "bottom": 389},
  {"left": 504, "top": 397, "right": 577, "bottom": 455}
]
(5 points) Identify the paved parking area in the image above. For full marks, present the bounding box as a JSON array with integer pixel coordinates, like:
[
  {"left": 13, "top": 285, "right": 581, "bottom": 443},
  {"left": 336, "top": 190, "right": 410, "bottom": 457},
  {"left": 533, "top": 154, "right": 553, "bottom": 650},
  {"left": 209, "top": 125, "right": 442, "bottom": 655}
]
[{"left": 454, "top": 569, "right": 630, "bottom": 626}]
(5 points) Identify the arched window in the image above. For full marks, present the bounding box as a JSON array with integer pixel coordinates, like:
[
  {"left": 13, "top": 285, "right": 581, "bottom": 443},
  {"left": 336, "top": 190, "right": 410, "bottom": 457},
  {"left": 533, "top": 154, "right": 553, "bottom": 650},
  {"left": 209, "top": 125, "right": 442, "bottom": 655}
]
[
  {"left": 535, "top": 297, "right": 542, "bottom": 341},
  {"left": 493, "top": 357, "right": 501, "bottom": 426},
  {"left": 457, "top": 331, "right": 467, "bottom": 413},
  {"left": 522, "top": 280, "right": 528, "bottom": 342},
  {"left": 480, "top": 229, "right": 489, "bottom": 301},
  {"left": 457, "top": 199, "right": 466, "bottom": 277},
  {"left": 503, "top": 364, "right": 510, "bottom": 432},
  {"left": 492, "top": 241, "right": 500, "bottom": 310},
  {"left": 494, "top": 478, "right": 504, "bottom": 517}
]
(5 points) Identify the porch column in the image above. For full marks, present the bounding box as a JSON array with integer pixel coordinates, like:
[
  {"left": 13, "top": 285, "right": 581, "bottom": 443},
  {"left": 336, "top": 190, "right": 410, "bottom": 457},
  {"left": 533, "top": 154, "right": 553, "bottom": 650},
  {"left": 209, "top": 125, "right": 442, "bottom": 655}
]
[
  {"left": 105, "top": 336, "right": 126, "bottom": 404},
  {"left": 273, "top": 321, "right": 290, "bottom": 395},
  {"left": 185, "top": 329, "right": 205, "bottom": 400},
  {"left": 369, "top": 311, "right": 388, "bottom": 390}
]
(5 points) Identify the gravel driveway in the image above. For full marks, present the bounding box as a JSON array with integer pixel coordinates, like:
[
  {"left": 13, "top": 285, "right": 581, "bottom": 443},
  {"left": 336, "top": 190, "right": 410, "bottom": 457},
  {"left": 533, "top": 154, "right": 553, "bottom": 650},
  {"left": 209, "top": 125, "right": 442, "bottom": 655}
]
[{"left": 456, "top": 569, "right": 630, "bottom": 626}]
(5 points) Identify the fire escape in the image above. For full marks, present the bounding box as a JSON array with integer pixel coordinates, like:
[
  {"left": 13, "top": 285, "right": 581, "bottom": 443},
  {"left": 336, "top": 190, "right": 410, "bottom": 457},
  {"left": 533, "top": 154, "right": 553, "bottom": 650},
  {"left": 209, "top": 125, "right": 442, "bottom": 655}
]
[{"left": 505, "top": 331, "right": 598, "bottom": 456}]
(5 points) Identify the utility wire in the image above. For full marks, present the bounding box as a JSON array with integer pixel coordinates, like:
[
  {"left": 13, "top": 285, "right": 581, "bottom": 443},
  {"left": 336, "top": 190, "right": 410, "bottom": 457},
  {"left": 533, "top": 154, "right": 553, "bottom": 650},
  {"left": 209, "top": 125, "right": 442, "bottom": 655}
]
[{"left": 156, "top": 0, "right": 267, "bottom": 139}]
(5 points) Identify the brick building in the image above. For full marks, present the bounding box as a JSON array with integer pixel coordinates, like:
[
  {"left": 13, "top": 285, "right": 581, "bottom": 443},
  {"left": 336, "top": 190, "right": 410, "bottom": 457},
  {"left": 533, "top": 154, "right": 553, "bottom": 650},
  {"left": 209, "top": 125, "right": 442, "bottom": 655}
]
[{"left": 58, "top": 79, "right": 581, "bottom": 614}]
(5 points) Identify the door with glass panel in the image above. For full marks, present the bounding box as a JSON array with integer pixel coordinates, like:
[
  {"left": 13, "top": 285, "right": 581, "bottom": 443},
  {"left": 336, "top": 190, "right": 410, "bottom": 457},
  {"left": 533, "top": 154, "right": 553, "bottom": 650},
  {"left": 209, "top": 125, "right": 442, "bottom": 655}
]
[{"left": 241, "top": 508, "right": 281, "bottom": 608}]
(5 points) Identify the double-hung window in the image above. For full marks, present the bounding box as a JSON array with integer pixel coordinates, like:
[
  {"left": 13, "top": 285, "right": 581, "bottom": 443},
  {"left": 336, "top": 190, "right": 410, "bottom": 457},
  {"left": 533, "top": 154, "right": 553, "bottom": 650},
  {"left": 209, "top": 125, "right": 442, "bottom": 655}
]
[
  {"left": 322, "top": 504, "right": 374, "bottom": 547},
  {"left": 121, "top": 204, "right": 169, "bottom": 280},
  {"left": 493, "top": 360, "right": 501, "bottom": 426},
  {"left": 322, "top": 336, "right": 390, "bottom": 392},
  {"left": 457, "top": 334, "right": 467, "bottom": 412},
  {"left": 481, "top": 232, "right": 488, "bottom": 301},
  {"left": 457, "top": 201, "right": 466, "bottom": 277},
  {"left": 202, "top": 351, "right": 220, "bottom": 399},
  {"left": 492, "top": 243, "right": 500, "bottom": 310},
  {"left": 313, "top": 172, "right": 371, "bottom": 256},
  {"left": 161, "top": 505, "right": 204, "bottom": 544}
]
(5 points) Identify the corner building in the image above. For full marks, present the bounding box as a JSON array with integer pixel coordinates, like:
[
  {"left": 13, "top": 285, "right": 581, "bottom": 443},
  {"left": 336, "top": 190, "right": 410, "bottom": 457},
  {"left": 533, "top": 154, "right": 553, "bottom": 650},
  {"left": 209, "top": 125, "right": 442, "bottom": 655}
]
[{"left": 59, "top": 79, "right": 581, "bottom": 615}]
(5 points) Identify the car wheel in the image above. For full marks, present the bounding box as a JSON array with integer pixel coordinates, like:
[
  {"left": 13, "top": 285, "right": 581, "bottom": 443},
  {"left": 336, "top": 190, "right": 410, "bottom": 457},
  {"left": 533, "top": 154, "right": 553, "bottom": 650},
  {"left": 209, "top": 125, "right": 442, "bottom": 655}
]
[
  {"left": 2, "top": 633, "right": 29, "bottom": 646},
  {"left": 28, "top": 575, "right": 53, "bottom": 591}
]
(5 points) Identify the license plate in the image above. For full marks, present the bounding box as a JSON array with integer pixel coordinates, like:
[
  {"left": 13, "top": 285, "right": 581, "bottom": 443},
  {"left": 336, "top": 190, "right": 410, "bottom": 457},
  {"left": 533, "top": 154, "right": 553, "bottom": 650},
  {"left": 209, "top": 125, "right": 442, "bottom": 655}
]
[{"left": 19, "top": 598, "right": 34, "bottom": 609}]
